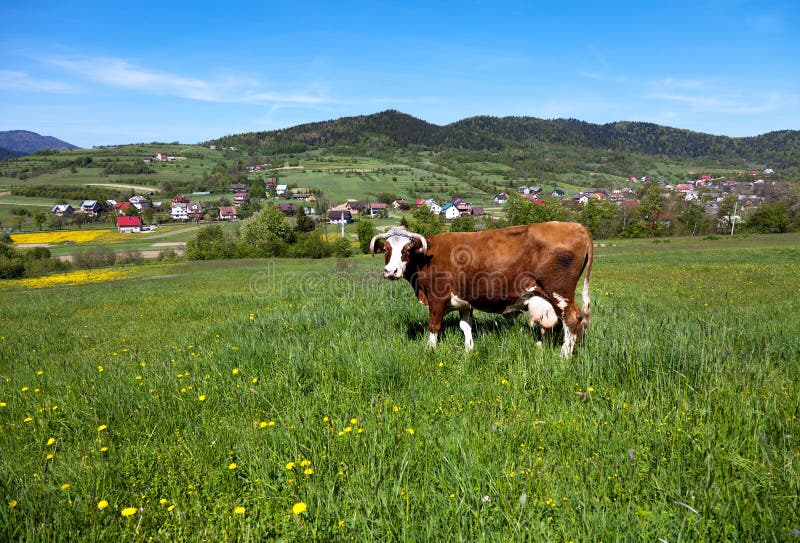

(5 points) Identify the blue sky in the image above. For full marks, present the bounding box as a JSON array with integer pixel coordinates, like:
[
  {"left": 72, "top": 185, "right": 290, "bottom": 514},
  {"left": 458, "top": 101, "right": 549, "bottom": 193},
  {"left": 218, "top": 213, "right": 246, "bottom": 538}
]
[{"left": 1, "top": 0, "right": 798, "bottom": 148}]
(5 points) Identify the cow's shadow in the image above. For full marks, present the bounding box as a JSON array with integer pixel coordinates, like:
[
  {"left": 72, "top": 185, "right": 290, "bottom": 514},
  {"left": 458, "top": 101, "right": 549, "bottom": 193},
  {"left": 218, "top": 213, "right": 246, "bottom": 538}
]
[{"left": 405, "top": 312, "right": 559, "bottom": 344}]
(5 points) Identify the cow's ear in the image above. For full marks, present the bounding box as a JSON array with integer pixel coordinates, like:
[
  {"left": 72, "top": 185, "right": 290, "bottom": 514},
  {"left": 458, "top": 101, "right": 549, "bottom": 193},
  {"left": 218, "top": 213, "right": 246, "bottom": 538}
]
[
  {"left": 411, "top": 238, "right": 426, "bottom": 254},
  {"left": 372, "top": 240, "right": 387, "bottom": 254}
]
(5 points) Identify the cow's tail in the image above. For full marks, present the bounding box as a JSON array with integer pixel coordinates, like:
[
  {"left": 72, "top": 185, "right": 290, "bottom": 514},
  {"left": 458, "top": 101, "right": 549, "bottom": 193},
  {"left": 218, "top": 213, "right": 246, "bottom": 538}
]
[{"left": 580, "top": 236, "right": 593, "bottom": 331}]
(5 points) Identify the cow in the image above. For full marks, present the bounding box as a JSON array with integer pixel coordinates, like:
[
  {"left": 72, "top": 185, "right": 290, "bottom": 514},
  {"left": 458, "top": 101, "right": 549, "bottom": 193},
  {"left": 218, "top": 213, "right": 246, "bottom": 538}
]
[{"left": 370, "top": 222, "right": 593, "bottom": 357}]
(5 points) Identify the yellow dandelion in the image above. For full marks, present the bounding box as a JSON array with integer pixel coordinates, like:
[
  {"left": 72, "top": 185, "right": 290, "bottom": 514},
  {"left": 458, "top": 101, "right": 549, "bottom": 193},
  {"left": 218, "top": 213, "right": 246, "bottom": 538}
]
[
  {"left": 159, "top": 498, "right": 168, "bottom": 505},
  {"left": 46, "top": 453, "right": 54, "bottom": 460},
  {"left": 97, "top": 424, "right": 107, "bottom": 432},
  {"left": 234, "top": 506, "right": 245, "bottom": 515},
  {"left": 167, "top": 505, "right": 175, "bottom": 512},
  {"left": 259, "top": 421, "right": 267, "bottom": 429},
  {"left": 97, "top": 500, "right": 108, "bottom": 510},
  {"left": 61, "top": 483, "right": 70, "bottom": 491},
  {"left": 99, "top": 446, "right": 108, "bottom": 452},
  {"left": 304, "top": 468, "right": 314, "bottom": 475},
  {"left": 198, "top": 395, "right": 206, "bottom": 402},
  {"left": 47, "top": 438, "right": 55, "bottom": 446},
  {"left": 350, "top": 418, "right": 358, "bottom": 425},
  {"left": 252, "top": 377, "right": 258, "bottom": 384},
  {"left": 0, "top": 401, "right": 7, "bottom": 408},
  {"left": 406, "top": 428, "right": 415, "bottom": 435},
  {"left": 121, "top": 507, "right": 137, "bottom": 517},
  {"left": 9, "top": 500, "right": 18, "bottom": 509},
  {"left": 21, "top": 387, "right": 29, "bottom": 392},
  {"left": 285, "top": 462, "right": 295, "bottom": 470},
  {"left": 299, "top": 460, "right": 311, "bottom": 467},
  {"left": 228, "top": 462, "right": 237, "bottom": 470},
  {"left": 587, "top": 386, "right": 595, "bottom": 393},
  {"left": 292, "top": 501, "right": 307, "bottom": 515},
  {"left": 393, "top": 405, "right": 400, "bottom": 412},
  {"left": 24, "top": 417, "right": 33, "bottom": 423},
  {"left": 267, "top": 420, "right": 275, "bottom": 426},
  {"left": 232, "top": 368, "right": 239, "bottom": 375}
]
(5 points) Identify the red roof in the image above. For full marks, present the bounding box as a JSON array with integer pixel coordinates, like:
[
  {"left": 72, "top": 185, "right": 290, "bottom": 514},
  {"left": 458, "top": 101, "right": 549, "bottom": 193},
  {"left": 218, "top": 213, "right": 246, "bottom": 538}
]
[
  {"left": 114, "top": 201, "right": 132, "bottom": 210},
  {"left": 117, "top": 216, "right": 142, "bottom": 227}
]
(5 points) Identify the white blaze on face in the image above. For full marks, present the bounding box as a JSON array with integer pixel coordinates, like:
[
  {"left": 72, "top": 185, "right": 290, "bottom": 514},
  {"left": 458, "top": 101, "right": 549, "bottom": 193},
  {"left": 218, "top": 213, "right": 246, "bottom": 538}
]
[
  {"left": 383, "top": 236, "right": 411, "bottom": 279},
  {"left": 528, "top": 296, "right": 558, "bottom": 329}
]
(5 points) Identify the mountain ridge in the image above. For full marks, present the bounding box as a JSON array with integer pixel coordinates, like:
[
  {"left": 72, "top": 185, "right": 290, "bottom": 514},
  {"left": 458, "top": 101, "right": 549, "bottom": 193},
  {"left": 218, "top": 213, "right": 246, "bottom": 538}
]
[
  {"left": 0, "top": 130, "right": 79, "bottom": 156},
  {"left": 208, "top": 110, "right": 800, "bottom": 169}
]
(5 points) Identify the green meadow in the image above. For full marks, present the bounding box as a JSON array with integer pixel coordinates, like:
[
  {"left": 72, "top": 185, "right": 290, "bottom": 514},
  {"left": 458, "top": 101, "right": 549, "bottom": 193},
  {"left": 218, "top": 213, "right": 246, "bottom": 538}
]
[{"left": 1, "top": 234, "right": 799, "bottom": 541}]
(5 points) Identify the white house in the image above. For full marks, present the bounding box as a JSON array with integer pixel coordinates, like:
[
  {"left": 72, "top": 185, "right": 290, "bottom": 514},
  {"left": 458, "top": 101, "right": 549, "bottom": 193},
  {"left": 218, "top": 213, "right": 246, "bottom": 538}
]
[
  {"left": 424, "top": 199, "right": 442, "bottom": 215},
  {"left": 129, "top": 195, "right": 148, "bottom": 210},
  {"left": 442, "top": 203, "right": 461, "bottom": 220},
  {"left": 276, "top": 184, "right": 289, "bottom": 196},
  {"left": 171, "top": 203, "right": 189, "bottom": 221},
  {"left": 50, "top": 204, "right": 74, "bottom": 216}
]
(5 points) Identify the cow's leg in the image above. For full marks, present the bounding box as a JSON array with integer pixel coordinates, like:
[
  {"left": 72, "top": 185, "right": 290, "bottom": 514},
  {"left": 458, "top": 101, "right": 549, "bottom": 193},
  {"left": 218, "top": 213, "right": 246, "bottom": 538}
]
[
  {"left": 559, "top": 302, "right": 584, "bottom": 358},
  {"left": 426, "top": 304, "right": 445, "bottom": 350},
  {"left": 459, "top": 308, "right": 474, "bottom": 351}
]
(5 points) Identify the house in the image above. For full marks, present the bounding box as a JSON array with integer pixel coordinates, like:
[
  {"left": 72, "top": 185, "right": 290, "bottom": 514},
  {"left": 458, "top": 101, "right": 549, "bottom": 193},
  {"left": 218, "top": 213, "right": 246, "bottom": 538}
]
[
  {"left": 392, "top": 198, "right": 410, "bottom": 210},
  {"left": 442, "top": 203, "right": 461, "bottom": 221},
  {"left": 346, "top": 200, "right": 367, "bottom": 214},
  {"left": 471, "top": 207, "right": 485, "bottom": 217},
  {"left": 275, "top": 184, "right": 289, "bottom": 196},
  {"left": 187, "top": 202, "right": 203, "bottom": 220},
  {"left": 142, "top": 157, "right": 152, "bottom": 164},
  {"left": 50, "top": 204, "right": 74, "bottom": 216},
  {"left": 369, "top": 202, "right": 388, "bottom": 217},
  {"left": 418, "top": 199, "right": 442, "bottom": 215},
  {"left": 228, "top": 183, "right": 249, "bottom": 192},
  {"left": 329, "top": 210, "right": 352, "bottom": 224},
  {"left": 172, "top": 195, "right": 190, "bottom": 205},
  {"left": 117, "top": 216, "right": 143, "bottom": 233},
  {"left": 764, "top": 168, "right": 775, "bottom": 175},
  {"left": 113, "top": 201, "right": 132, "bottom": 215},
  {"left": 551, "top": 189, "right": 565, "bottom": 198},
  {"left": 171, "top": 203, "right": 189, "bottom": 221},
  {"left": 129, "top": 195, "right": 148, "bottom": 210},
  {"left": 155, "top": 153, "right": 169, "bottom": 161},
  {"left": 234, "top": 192, "right": 250, "bottom": 207},
  {"left": 277, "top": 203, "right": 297, "bottom": 216},
  {"left": 494, "top": 192, "right": 509, "bottom": 204},
  {"left": 80, "top": 200, "right": 103, "bottom": 216},
  {"left": 218, "top": 206, "right": 238, "bottom": 221}
]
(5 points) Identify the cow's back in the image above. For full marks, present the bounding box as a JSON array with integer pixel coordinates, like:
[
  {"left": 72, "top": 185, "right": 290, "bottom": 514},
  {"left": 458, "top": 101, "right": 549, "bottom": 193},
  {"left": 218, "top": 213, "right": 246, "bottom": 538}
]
[{"left": 423, "top": 222, "right": 592, "bottom": 310}]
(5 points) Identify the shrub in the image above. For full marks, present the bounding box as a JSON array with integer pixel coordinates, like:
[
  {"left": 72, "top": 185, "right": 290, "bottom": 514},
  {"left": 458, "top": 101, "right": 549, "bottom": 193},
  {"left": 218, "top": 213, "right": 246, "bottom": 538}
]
[{"left": 74, "top": 246, "right": 116, "bottom": 269}]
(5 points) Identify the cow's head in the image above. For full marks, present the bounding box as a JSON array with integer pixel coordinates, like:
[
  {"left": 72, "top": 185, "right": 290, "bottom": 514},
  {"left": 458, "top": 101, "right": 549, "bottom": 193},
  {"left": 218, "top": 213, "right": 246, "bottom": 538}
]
[{"left": 369, "top": 227, "right": 428, "bottom": 280}]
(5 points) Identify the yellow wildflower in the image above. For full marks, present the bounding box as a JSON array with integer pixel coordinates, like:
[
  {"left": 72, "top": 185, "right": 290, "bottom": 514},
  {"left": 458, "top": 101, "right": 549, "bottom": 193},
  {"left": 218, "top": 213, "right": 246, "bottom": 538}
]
[
  {"left": 292, "top": 502, "right": 307, "bottom": 515},
  {"left": 97, "top": 424, "right": 107, "bottom": 431},
  {"left": 121, "top": 507, "right": 137, "bottom": 517},
  {"left": 47, "top": 438, "right": 55, "bottom": 446},
  {"left": 61, "top": 483, "right": 70, "bottom": 491},
  {"left": 9, "top": 500, "right": 18, "bottom": 508},
  {"left": 234, "top": 506, "right": 245, "bottom": 515},
  {"left": 228, "top": 462, "right": 237, "bottom": 470},
  {"left": 97, "top": 500, "right": 108, "bottom": 510}
]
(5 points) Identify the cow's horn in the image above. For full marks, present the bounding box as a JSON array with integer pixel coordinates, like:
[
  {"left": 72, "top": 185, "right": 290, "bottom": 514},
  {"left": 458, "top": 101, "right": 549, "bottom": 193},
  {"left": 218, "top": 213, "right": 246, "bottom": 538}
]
[
  {"left": 407, "top": 231, "right": 428, "bottom": 253},
  {"left": 369, "top": 231, "right": 391, "bottom": 253}
]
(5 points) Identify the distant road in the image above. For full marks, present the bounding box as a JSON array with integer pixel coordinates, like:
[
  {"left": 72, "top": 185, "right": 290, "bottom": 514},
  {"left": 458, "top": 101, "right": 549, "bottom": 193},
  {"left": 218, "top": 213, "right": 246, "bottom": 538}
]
[{"left": 85, "top": 183, "right": 161, "bottom": 192}]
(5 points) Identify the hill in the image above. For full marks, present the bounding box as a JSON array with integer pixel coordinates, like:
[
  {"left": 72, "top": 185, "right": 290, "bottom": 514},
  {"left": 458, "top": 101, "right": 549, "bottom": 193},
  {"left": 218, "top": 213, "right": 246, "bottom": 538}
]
[
  {"left": 0, "top": 130, "right": 79, "bottom": 156},
  {"left": 209, "top": 110, "right": 800, "bottom": 173}
]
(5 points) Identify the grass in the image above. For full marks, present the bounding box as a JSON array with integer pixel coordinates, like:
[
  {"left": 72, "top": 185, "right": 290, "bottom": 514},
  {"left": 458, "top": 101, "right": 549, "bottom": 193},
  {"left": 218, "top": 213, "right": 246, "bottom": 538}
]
[{"left": 0, "top": 234, "right": 799, "bottom": 541}]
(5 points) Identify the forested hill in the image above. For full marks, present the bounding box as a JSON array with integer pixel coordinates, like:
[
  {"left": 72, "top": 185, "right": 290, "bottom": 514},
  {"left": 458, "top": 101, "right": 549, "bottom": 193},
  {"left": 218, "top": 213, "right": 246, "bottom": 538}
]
[{"left": 209, "top": 110, "right": 800, "bottom": 168}]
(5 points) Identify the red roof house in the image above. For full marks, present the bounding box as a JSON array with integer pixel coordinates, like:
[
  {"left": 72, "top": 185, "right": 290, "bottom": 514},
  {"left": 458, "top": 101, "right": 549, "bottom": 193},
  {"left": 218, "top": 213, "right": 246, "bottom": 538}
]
[{"left": 117, "top": 216, "right": 143, "bottom": 233}]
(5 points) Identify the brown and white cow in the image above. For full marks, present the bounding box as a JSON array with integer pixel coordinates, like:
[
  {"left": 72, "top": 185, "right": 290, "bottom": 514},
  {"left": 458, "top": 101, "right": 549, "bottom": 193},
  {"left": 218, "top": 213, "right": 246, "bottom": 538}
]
[{"left": 370, "top": 222, "right": 593, "bottom": 357}]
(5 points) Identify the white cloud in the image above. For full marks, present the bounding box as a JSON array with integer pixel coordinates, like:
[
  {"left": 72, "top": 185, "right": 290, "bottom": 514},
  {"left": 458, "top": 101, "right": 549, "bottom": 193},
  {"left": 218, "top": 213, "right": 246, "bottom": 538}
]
[
  {"left": 0, "top": 70, "right": 76, "bottom": 93},
  {"left": 44, "top": 55, "right": 335, "bottom": 107}
]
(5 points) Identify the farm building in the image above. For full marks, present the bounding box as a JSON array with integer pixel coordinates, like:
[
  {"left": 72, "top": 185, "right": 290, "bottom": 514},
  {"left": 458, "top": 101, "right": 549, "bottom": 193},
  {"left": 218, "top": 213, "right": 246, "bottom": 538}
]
[{"left": 117, "top": 216, "right": 143, "bottom": 233}]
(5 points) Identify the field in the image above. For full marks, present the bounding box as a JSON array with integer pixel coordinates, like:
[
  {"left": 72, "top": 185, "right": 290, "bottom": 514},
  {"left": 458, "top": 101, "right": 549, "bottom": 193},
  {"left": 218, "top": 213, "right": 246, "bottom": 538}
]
[{"left": 1, "top": 234, "right": 799, "bottom": 541}]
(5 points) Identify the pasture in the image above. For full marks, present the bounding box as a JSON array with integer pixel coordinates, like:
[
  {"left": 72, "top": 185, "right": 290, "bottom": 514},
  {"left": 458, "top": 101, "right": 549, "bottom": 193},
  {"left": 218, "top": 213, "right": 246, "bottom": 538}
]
[{"left": 1, "top": 234, "right": 798, "bottom": 541}]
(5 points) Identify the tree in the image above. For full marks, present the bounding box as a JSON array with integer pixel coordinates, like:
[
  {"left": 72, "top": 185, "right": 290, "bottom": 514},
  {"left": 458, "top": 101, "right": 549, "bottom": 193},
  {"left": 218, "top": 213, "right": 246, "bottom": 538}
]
[
  {"left": 33, "top": 212, "right": 47, "bottom": 231},
  {"left": 294, "top": 206, "right": 315, "bottom": 233},
  {"left": 717, "top": 195, "right": 738, "bottom": 233},
  {"left": 577, "top": 198, "right": 618, "bottom": 239},
  {"left": 186, "top": 225, "right": 234, "bottom": 260},
  {"left": 356, "top": 219, "right": 378, "bottom": 254},
  {"left": 239, "top": 205, "right": 295, "bottom": 256},
  {"left": 449, "top": 214, "right": 476, "bottom": 232},
  {"left": 410, "top": 205, "right": 445, "bottom": 237},
  {"left": 677, "top": 200, "right": 710, "bottom": 236},
  {"left": 747, "top": 203, "right": 789, "bottom": 233},
  {"left": 142, "top": 206, "right": 156, "bottom": 225}
]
